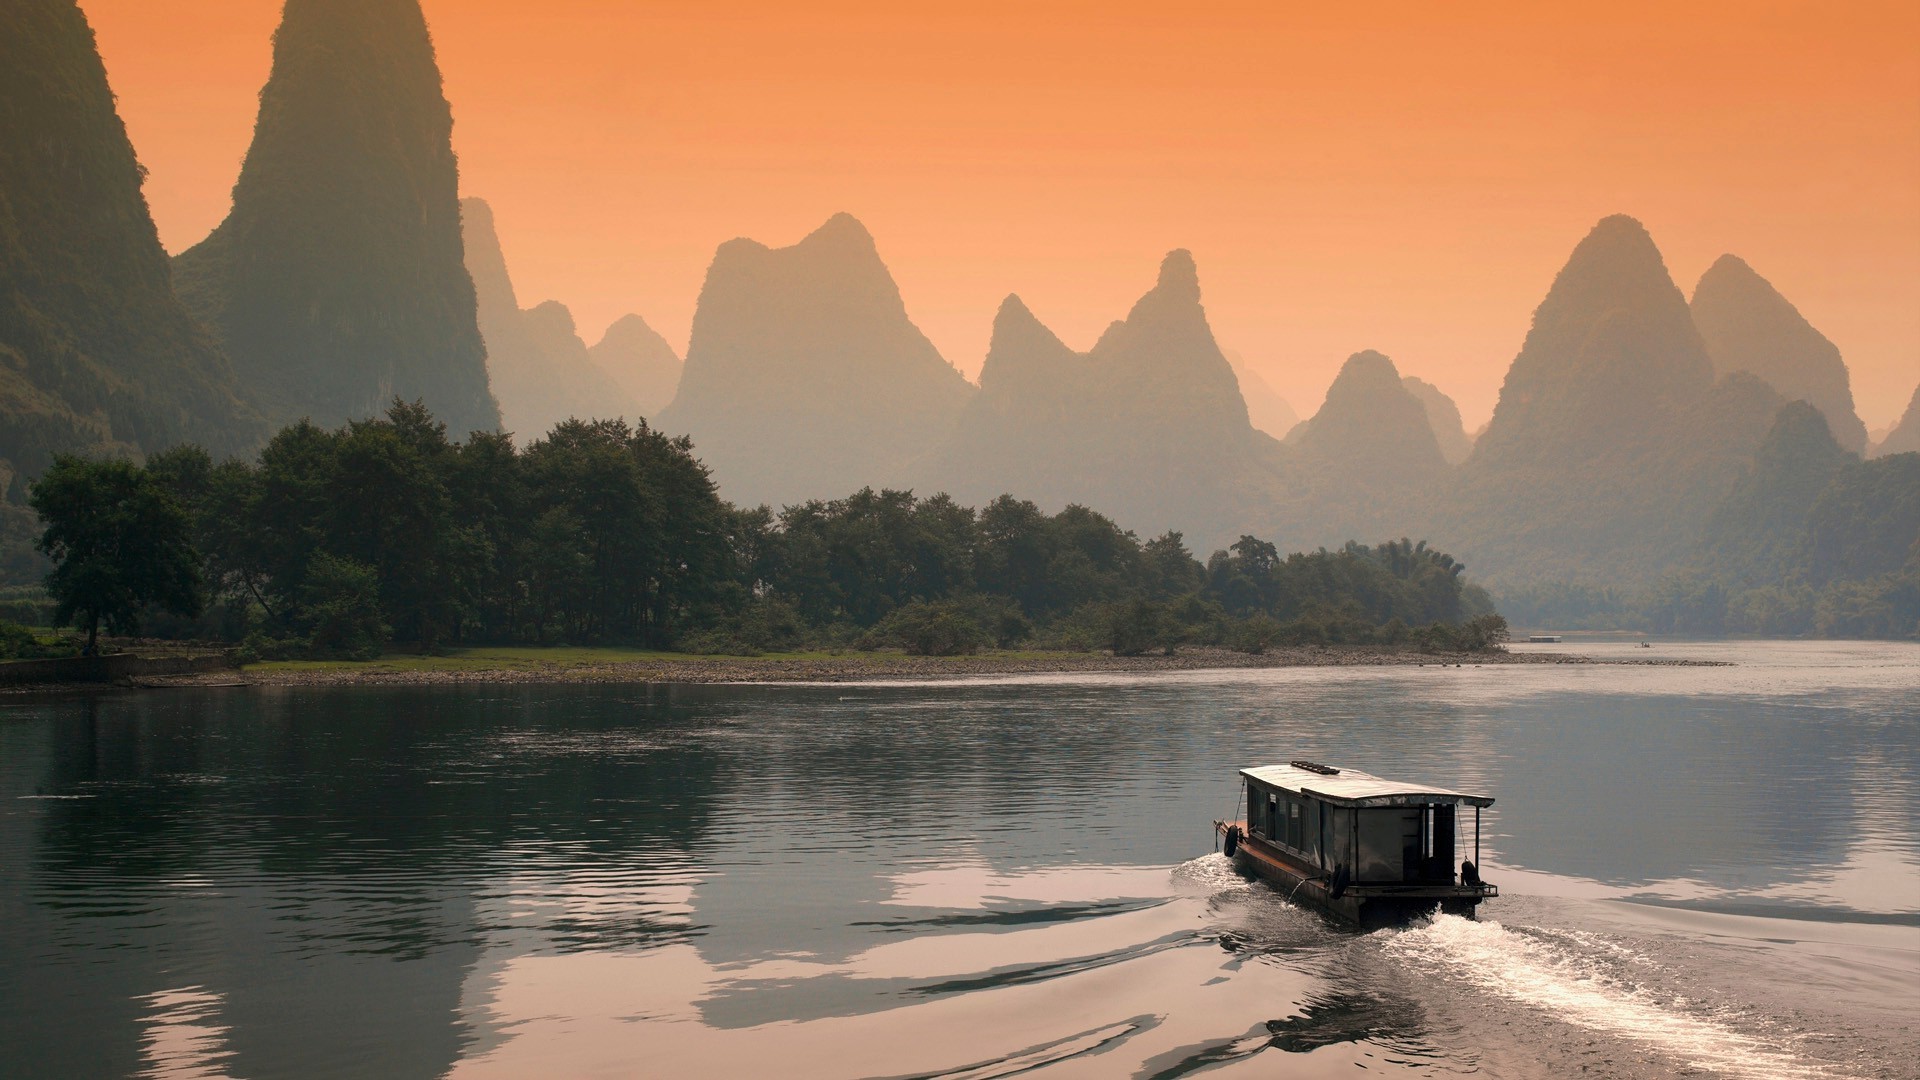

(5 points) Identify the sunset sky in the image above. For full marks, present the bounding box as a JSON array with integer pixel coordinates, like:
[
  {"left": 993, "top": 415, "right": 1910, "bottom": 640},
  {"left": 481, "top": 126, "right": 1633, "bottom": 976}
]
[{"left": 81, "top": 0, "right": 1920, "bottom": 429}]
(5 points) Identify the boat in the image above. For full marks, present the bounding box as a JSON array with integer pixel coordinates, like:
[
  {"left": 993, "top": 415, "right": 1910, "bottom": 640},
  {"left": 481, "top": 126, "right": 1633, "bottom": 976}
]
[
  {"left": 1213, "top": 760, "right": 1497, "bottom": 928},
  {"left": 1527, "top": 634, "right": 1563, "bottom": 643}
]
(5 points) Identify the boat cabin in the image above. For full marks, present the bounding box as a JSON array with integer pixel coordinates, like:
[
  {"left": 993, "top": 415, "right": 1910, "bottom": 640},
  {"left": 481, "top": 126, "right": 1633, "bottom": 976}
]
[{"left": 1220, "top": 760, "right": 1497, "bottom": 925}]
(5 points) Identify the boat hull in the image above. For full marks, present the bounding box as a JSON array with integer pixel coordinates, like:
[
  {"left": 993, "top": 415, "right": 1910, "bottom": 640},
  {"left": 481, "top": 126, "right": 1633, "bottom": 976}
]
[{"left": 1217, "top": 822, "right": 1493, "bottom": 929}]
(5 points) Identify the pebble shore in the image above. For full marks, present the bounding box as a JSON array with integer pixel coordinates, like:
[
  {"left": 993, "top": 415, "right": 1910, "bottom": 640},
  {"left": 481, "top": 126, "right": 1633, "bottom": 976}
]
[{"left": 140, "top": 644, "right": 1722, "bottom": 690}]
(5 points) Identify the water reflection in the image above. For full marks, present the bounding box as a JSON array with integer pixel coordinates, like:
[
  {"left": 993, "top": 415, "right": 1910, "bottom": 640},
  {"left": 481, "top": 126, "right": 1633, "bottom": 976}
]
[{"left": 0, "top": 643, "right": 1915, "bottom": 1078}]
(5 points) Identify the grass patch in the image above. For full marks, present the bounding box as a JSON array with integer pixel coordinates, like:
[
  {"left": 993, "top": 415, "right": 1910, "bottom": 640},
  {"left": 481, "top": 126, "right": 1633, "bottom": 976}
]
[{"left": 243, "top": 644, "right": 1102, "bottom": 673}]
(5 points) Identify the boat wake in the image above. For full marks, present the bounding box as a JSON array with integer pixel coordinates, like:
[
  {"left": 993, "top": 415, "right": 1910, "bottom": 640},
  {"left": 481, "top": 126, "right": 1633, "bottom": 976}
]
[{"left": 1382, "top": 914, "right": 1856, "bottom": 1079}]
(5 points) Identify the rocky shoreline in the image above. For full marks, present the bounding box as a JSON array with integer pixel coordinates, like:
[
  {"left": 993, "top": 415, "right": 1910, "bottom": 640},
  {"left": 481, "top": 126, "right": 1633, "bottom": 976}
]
[{"left": 117, "top": 644, "right": 1726, "bottom": 690}]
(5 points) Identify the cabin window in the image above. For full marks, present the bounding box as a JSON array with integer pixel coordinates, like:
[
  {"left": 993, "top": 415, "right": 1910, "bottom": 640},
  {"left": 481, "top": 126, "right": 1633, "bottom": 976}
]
[{"left": 1287, "top": 800, "right": 1303, "bottom": 849}]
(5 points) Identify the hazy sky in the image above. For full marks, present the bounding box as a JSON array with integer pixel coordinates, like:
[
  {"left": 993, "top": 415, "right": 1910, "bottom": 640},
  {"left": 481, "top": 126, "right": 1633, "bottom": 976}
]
[{"left": 83, "top": 0, "right": 1920, "bottom": 428}]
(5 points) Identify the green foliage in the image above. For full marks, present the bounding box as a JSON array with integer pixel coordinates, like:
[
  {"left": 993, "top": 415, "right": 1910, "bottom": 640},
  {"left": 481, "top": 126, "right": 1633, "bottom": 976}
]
[
  {"left": 869, "top": 601, "right": 992, "bottom": 656},
  {"left": 0, "top": 584, "right": 54, "bottom": 628},
  {"left": 29, "top": 455, "right": 201, "bottom": 651},
  {"left": 1106, "top": 599, "right": 1177, "bottom": 657},
  {"left": 300, "top": 554, "right": 389, "bottom": 660},
  {"left": 28, "top": 403, "right": 1506, "bottom": 656},
  {"left": 1493, "top": 411, "right": 1920, "bottom": 640},
  {"left": 0, "top": 620, "right": 67, "bottom": 660}
]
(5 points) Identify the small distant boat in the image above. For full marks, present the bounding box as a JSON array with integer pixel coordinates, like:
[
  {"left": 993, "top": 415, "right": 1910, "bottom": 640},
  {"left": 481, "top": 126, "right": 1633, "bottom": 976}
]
[
  {"left": 1214, "top": 760, "right": 1497, "bottom": 928},
  {"left": 1527, "top": 635, "right": 1563, "bottom": 644}
]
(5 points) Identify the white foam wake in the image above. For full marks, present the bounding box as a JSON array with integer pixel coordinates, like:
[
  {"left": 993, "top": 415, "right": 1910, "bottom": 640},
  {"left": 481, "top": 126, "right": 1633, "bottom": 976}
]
[{"left": 1385, "top": 914, "right": 1852, "bottom": 1079}]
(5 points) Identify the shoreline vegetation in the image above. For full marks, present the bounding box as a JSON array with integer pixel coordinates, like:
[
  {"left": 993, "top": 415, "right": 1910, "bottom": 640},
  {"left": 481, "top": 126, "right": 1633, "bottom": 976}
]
[
  {"left": 9, "top": 403, "right": 1527, "bottom": 673},
  {"left": 3, "top": 642, "right": 1721, "bottom": 694}
]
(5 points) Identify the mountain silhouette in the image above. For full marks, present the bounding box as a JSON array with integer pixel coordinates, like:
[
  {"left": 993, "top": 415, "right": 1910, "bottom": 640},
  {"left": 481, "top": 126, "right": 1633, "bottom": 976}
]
[
  {"left": 656, "top": 213, "right": 973, "bottom": 508},
  {"left": 915, "top": 251, "right": 1287, "bottom": 548},
  {"left": 1872, "top": 384, "right": 1920, "bottom": 458},
  {"left": 1281, "top": 351, "right": 1448, "bottom": 544},
  {"left": 1400, "top": 376, "right": 1474, "bottom": 465},
  {"left": 1698, "top": 401, "right": 1854, "bottom": 587},
  {"left": 1443, "top": 215, "right": 1782, "bottom": 586},
  {"left": 461, "top": 197, "right": 637, "bottom": 440},
  {"left": 0, "top": 0, "right": 263, "bottom": 487},
  {"left": 591, "top": 315, "right": 683, "bottom": 420},
  {"left": 1226, "top": 353, "right": 1300, "bottom": 439},
  {"left": 1690, "top": 254, "right": 1868, "bottom": 454},
  {"left": 173, "top": 0, "right": 498, "bottom": 435}
]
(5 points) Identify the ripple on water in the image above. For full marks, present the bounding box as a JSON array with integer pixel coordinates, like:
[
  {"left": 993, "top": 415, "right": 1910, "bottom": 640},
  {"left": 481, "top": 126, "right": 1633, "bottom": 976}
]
[{"left": 1383, "top": 914, "right": 1862, "bottom": 1079}]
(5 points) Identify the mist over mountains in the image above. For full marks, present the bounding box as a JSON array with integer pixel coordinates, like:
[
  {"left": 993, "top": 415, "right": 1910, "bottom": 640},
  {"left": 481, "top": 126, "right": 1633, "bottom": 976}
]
[
  {"left": 914, "top": 251, "right": 1285, "bottom": 545},
  {"left": 1440, "top": 215, "right": 1790, "bottom": 587},
  {"left": 655, "top": 213, "right": 973, "bottom": 508},
  {"left": 1691, "top": 254, "right": 1869, "bottom": 454},
  {"left": 462, "top": 197, "right": 645, "bottom": 440},
  {"left": 1875, "top": 385, "right": 1920, "bottom": 458},
  {"left": 1226, "top": 355, "right": 1299, "bottom": 440},
  {"left": 590, "top": 316, "right": 683, "bottom": 421}
]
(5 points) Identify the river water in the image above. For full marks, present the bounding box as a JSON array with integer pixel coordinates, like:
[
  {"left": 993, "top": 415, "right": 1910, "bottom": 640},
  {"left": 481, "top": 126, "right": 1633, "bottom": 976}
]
[{"left": 2, "top": 641, "right": 1916, "bottom": 1079}]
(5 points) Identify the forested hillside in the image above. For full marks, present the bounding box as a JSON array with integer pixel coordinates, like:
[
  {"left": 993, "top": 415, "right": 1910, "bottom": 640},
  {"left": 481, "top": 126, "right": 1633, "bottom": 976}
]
[
  {"left": 1439, "top": 216, "right": 1786, "bottom": 587},
  {"left": 173, "top": 0, "right": 498, "bottom": 435},
  {"left": 0, "top": 0, "right": 262, "bottom": 488}
]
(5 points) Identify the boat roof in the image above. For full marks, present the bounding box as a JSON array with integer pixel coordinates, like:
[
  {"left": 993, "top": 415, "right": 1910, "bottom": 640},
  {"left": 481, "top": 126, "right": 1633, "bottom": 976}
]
[{"left": 1241, "top": 762, "right": 1494, "bottom": 808}]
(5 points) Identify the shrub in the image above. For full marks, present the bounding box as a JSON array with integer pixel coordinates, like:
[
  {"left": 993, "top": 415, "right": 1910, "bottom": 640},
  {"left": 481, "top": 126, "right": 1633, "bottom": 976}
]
[
  {"left": 301, "top": 554, "right": 389, "bottom": 660},
  {"left": 1456, "top": 613, "right": 1512, "bottom": 652},
  {"left": 1227, "top": 614, "right": 1282, "bottom": 654},
  {"left": 1108, "top": 599, "right": 1180, "bottom": 657},
  {"left": 0, "top": 620, "right": 51, "bottom": 660},
  {"left": 872, "top": 601, "right": 992, "bottom": 656}
]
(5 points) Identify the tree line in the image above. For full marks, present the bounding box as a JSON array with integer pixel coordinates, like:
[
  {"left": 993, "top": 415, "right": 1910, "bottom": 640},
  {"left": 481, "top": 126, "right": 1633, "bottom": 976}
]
[{"left": 15, "top": 401, "right": 1507, "bottom": 659}]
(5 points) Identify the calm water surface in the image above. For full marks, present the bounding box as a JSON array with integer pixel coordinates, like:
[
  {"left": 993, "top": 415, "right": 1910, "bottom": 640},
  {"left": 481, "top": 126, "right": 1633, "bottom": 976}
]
[{"left": 2, "top": 640, "right": 1916, "bottom": 1079}]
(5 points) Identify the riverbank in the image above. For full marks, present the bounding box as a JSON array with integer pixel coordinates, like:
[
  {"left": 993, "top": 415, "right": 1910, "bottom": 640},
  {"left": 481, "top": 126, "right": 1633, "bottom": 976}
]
[{"left": 111, "top": 643, "right": 1721, "bottom": 689}]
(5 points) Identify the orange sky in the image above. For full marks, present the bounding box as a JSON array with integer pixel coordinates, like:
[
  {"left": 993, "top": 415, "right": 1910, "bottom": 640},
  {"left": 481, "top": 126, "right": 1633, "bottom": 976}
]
[{"left": 81, "top": 0, "right": 1920, "bottom": 428}]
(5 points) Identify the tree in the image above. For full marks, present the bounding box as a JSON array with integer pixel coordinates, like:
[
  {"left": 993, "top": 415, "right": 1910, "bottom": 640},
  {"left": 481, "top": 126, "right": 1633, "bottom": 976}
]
[{"left": 29, "top": 456, "right": 202, "bottom": 652}]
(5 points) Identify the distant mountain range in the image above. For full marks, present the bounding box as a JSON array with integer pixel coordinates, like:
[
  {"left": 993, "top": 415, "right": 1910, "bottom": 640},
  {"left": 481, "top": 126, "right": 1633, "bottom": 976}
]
[
  {"left": 0, "top": 0, "right": 1909, "bottom": 628},
  {"left": 462, "top": 197, "right": 676, "bottom": 441},
  {"left": 655, "top": 213, "right": 974, "bottom": 508},
  {"left": 1225, "top": 354, "right": 1299, "bottom": 440},
  {"left": 911, "top": 250, "right": 1289, "bottom": 545},
  {"left": 1691, "top": 254, "right": 1869, "bottom": 454},
  {"left": 1874, "top": 385, "right": 1920, "bottom": 458}
]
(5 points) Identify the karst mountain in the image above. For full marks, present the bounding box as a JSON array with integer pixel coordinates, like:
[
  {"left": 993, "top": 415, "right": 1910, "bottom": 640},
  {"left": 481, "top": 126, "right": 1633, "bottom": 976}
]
[
  {"left": 656, "top": 213, "right": 974, "bottom": 508},
  {"left": 915, "top": 251, "right": 1289, "bottom": 549},
  {"left": 1690, "top": 254, "right": 1869, "bottom": 454},
  {"left": 461, "top": 197, "right": 639, "bottom": 440},
  {"left": 1281, "top": 351, "right": 1450, "bottom": 545},
  {"left": 1225, "top": 354, "right": 1299, "bottom": 440},
  {"left": 173, "top": 0, "right": 498, "bottom": 435},
  {"left": 1400, "top": 376, "right": 1474, "bottom": 465},
  {"left": 0, "top": 0, "right": 263, "bottom": 490},
  {"left": 590, "top": 315, "right": 683, "bottom": 420},
  {"left": 1697, "top": 401, "right": 1854, "bottom": 587},
  {"left": 1440, "top": 215, "right": 1784, "bottom": 586},
  {"left": 1872, "top": 384, "right": 1920, "bottom": 458}
]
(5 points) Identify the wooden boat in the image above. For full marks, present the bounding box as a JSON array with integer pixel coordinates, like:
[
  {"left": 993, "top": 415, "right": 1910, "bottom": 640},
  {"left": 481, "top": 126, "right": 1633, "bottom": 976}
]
[{"left": 1213, "top": 760, "right": 1497, "bottom": 928}]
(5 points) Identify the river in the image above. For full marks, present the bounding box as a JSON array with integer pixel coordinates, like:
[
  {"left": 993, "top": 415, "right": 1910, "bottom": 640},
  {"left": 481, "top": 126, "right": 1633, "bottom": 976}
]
[{"left": 2, "top": 640, "right": 1915, "bottom": 1078}]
